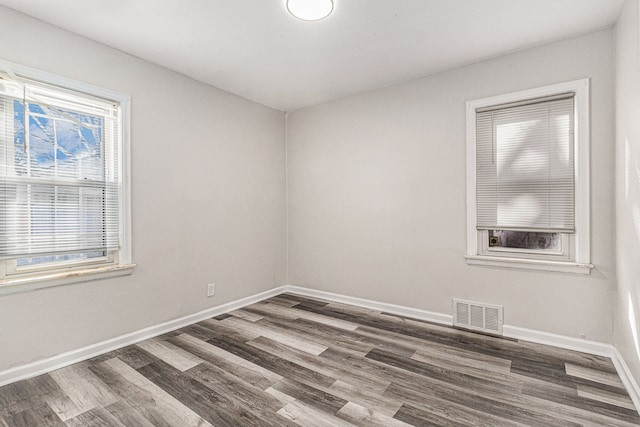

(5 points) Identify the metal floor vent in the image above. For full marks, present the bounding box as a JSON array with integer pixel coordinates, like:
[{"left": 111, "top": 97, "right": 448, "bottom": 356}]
[{"left": 453, "top": 299, "right": 503, "bottom": 335}]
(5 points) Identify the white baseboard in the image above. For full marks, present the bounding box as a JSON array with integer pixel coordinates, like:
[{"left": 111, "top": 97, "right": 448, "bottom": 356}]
[
  {"left": 502, "top": 325, "right": 614, "bottom": 358},
  {"left": 0, "top": 285, "right": 287, "bottom": 387},
  {"left": 611, "top": 348, "right": 640, "bottom": 412},
  {"left": 284, "top": 285, "right": 615, "bottom": 356},
  {"left": 285, "top": 285, "right": 640, "bottom": 413},
  {"left": 2, "top": 283, "right": 640, "bottom": 416},
  {"left": 284, "top": 285, "right": 453, "bottom": 326}
]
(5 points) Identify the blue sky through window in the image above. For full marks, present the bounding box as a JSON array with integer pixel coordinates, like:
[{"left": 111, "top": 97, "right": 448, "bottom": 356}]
[
  {"left": 12, "top": 99, "right": 107, "bottom": 266},
  {"left": 14, "top": 100, "right": 103, "bottom": 179}
]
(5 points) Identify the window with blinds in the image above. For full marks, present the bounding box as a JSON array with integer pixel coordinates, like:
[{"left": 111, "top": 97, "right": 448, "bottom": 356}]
[
  {"left": 475, "top": 94, "right": 575, "bottom": 233},
  {"left": 0, "top": 75, "right": 121, "bottom": 270},
  {"left": 466, "top": 79, "right": 591, "bottom": 273}
]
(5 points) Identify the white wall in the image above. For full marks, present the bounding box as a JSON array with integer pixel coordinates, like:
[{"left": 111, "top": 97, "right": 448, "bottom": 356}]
[
  {"left": 615, "top": 0, "right": 640, "bottom": 387},
  {"left": 0, "top": 6, "right": 287, "bottom": 371},
  {"left": 287, "top": 30, "right": 616, "bottom": 342},
  {"left": 0, "top": 4, "right": 623, "bottom": 375}
]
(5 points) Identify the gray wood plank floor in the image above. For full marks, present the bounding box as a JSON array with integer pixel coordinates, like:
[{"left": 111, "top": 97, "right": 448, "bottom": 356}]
[{"left": 1, "top": 292, "right": 638, "bottom": 426}]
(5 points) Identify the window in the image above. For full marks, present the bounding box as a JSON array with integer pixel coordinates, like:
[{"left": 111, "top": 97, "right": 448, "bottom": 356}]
[
  {"left": 0, "top": 61, "right": 132, "bottom": 294},
  {"left": 466, "top": 80, "right": 592, "bottom": 274}
]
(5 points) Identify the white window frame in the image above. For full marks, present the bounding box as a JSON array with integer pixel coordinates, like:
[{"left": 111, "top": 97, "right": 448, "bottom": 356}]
[
  {"left": 465, "top": 79, "right": 592, "bottom": 274},
  {"left": 0, "top": 59, "right": 134, "bottom": 294}
]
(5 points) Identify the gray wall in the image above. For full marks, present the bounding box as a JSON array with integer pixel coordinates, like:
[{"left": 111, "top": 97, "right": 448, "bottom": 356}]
[
  {"left": 287, "top": 29, "right": 616, "bottom": 342},
  {"left": 0, "top": 5, "right": 625, "bottom": 377},
  {"left": 0, "top": 6, "right": 287, "bottom": 371},
  {"left": 615, "top": 0, "right": 640, "bottom": 390}
]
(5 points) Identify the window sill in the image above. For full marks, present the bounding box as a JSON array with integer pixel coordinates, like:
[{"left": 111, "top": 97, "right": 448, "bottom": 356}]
[
  {"left": 0, "top": 264, "right": 136, "bottom": 296},
  {"left": 465, "top": 255, "right": 592, "bottom": 274}
]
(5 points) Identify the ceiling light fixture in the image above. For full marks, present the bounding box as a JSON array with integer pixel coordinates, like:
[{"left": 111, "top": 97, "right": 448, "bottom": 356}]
[{"left": 286, "top": 0, "right": 334, "bottom": 21}]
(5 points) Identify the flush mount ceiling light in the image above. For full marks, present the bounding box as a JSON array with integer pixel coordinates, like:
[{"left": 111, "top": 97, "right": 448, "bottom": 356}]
[{"left": 286, "top": 0, "right": 334, "bottom": 21}]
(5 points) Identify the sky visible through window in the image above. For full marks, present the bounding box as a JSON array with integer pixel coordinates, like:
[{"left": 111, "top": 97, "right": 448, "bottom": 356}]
[
  {"left": 13, "top": 99, "right": 106, "bottom": 267},
  {"left": 14, "top": 100, "right": 103, "bottom": 179}
]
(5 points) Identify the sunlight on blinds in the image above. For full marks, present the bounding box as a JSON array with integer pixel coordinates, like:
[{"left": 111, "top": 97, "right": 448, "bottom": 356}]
[{"left": 476, "top": 96, "right": 575, "bottom": 232}]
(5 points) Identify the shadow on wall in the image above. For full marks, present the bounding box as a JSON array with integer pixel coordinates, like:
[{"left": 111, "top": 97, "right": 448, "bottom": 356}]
[
  {"left": 625, "top": 135, "right": 640, "bottom": 362},
  {"left": 628, "top": 292, "right": 640, "bottom": 361}
]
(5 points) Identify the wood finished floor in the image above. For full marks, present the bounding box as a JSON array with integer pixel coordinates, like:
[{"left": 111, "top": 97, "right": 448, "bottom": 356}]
[{"left": 1, "top": 292, "right": 639, "bottom": 426}]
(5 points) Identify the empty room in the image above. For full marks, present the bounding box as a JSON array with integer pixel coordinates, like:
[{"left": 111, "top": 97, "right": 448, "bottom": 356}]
[{"left": 0, "top": 0, "right": 639, "bottom": 425}]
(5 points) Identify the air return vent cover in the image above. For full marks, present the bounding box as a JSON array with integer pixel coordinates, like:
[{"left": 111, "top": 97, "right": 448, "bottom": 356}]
[{"left": 453, "top": 299, "right": 503, "bottom": 335}]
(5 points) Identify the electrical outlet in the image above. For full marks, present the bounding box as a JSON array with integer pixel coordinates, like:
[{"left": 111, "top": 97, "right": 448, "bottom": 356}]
[{"left": 207, "top": 283, "right": 215, "bottom": 297}]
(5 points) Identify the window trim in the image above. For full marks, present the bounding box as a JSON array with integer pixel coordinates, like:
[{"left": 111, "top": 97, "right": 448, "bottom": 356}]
[
  {"left": 0, "top": 59, "right": 134, "bottom": 293},
  {"left": 6, "top": 251, "right": 116, "bottom": 276},
  {"left": 465, "top": 79, "right": 592, "bottom": 274}
]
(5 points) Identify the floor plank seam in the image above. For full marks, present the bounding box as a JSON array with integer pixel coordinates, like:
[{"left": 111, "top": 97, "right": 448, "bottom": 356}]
[{"left": 1, "top": 293, "right": 638, "bottom": 426}]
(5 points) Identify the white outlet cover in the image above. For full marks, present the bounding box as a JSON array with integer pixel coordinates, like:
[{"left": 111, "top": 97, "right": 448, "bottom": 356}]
[{"left": 207, "top": 283, "right": 215, "bottom": 296}]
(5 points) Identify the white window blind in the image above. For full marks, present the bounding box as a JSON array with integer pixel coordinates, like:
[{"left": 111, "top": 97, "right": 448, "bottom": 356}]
[
  {"left": 475, "top": 94, "right": 575, "bottom": 232},
  {"left": 0, "top": 76, "right": 120, "bottom": 260}
]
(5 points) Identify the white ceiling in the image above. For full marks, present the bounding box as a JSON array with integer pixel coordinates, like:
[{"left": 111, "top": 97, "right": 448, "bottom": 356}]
[{"left": 0, "top": 0, "right": 625, "bottom": 112}]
